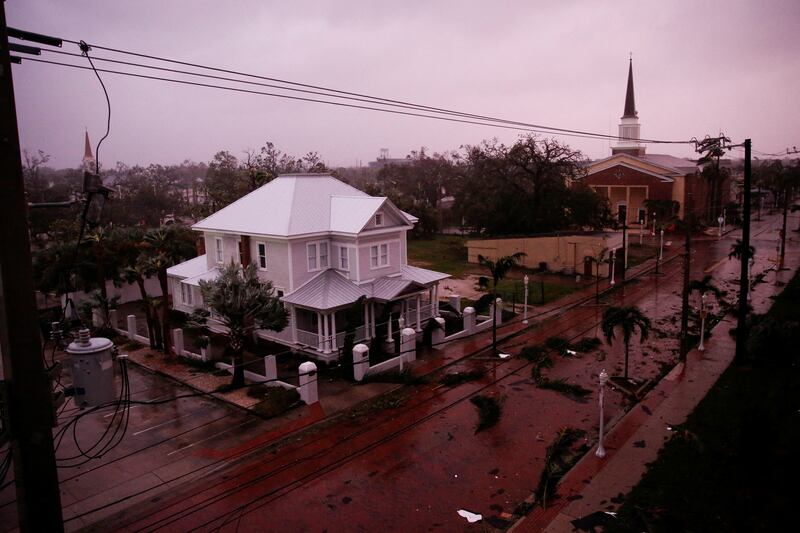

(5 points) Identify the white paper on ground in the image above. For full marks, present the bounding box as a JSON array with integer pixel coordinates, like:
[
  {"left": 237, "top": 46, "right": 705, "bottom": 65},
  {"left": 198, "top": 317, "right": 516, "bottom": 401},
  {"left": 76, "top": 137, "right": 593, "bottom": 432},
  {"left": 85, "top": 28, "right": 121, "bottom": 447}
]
[{"left": 457, "top": 509, "right": 483, "bottom": 523}]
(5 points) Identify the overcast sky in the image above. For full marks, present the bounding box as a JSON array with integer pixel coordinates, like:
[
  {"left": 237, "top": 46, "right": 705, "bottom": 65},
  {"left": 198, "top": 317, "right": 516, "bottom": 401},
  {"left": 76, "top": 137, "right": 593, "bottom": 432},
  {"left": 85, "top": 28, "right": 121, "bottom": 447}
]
[{"left": 8, "top": 0, "right": 800, "bottom": 170}]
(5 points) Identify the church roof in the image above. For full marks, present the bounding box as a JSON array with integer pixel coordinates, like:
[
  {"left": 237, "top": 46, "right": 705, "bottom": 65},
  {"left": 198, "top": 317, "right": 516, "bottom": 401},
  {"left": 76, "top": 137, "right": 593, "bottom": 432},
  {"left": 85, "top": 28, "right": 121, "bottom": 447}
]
[{"left": 623, "top": 59, "right": 637, "bottom": 119}]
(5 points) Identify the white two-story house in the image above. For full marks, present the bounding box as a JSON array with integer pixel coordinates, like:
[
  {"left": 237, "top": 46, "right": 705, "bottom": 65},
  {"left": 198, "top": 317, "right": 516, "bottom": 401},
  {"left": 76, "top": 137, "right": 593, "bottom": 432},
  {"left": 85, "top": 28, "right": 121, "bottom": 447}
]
[{"left": 167, "top": 173, "right": 450, "bottom": 361}]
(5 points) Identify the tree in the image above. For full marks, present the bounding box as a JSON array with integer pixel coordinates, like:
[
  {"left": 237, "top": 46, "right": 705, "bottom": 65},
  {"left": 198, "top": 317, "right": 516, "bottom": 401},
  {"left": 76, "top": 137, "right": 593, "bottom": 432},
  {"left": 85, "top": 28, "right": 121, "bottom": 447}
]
[
  {"left": 477, "top": 252, "right": 525, "bottom": 354},
  {"left": 688, "top": 274, "right": 724, "bottom": 302},
  {"left": 601, "top": 305, "right": 651, "bottom": 379},
  {"left": 140, "top": 226, "right": 196, "bottom": 355},
  {"left": 205, "top": 151, "right": 247, "bottom": 210},
  {"left": 729, "top": 239, "right": 755, "bottom": 262},
  {"left": 585, "top": 247, "right": 609, "bottom": 304},
  {"left": 194, "top": 262, "right": 288, "bottom": 388},
  {"left": 454, "top": 135, "right": 592, "bottom": 234}
]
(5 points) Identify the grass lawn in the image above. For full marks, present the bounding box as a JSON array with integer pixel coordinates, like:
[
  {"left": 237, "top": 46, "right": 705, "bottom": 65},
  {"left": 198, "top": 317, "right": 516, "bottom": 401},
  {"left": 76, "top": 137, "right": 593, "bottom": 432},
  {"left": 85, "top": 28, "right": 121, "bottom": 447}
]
[
  {"left": 492, "top": 277, "right": 578, "bottom": 306},
  {"left": 406, "top": 235, "right": 472, "bottom": 278},
  {"left": 605, "top": 269, "right": 800, "bottom": 532}
]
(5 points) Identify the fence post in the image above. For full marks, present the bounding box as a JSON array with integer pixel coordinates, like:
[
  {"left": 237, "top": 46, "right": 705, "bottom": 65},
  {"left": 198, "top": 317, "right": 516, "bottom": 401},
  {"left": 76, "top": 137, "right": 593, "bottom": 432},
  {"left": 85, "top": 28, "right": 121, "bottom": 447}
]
[
  {"left": 126, "top": 314, "right": 137, "bottom": 341},
  {"left": 353, "top": 344, "right": 369, "bottom": 382},
  {"left": 264, "top": 355, "right": 278, "bottom": 383},
  {"left": 298, "top": 361, "right": 318, "bottom": 404},
  {"left": 401, "top": 327, "right": 416, "bottom": 363},
  {"left": 494, "top": 298, "right": 504, "bottom": 325},
  {"left": 448, "top": 294, "right": 461, "bottom": 313},
  {"left": 109, "top": 309, "right": 119, "bottom": 330},
  {"left": 463, "top": 307, "right": 476, "bottom": 334},
  {"left": 431, "top": 317, "right": 446, "bottom": 348},
  {"left": 172, "top": 328, "right": 184, "bottom": 357}
]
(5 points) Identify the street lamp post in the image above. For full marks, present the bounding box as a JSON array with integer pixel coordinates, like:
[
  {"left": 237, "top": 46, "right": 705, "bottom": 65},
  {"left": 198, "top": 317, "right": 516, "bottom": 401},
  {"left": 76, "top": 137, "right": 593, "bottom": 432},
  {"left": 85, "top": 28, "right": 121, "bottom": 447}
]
[
  {"left": 522, "top": 274, "right": 529, "bottom": 324},
  {"left": 595, "top": 369, "right": 609, "bottom": 458},
  {"left": 699, "top": 293, "right": 707, "bottom": 351},
  {"left": 718, "top": 215, "right": 724, "bottom": 237},
  {"left": 659, "top": 229, "right": 664, "bottom": 260},
  {"left": 652, "top": 212, "right": 657, "bottom": 239},
  {"left": 639, "top": 221, "right": 644, "bottom": 246},
  {"left": 610, "top": 249, "right": 616, "bottom": 285}
]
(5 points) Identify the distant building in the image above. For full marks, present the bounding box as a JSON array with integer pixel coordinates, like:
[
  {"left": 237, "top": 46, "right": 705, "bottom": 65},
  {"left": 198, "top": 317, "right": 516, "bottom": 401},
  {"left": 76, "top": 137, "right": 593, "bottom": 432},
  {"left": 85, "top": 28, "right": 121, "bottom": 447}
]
[
  {"left": 367, "top": 154, "right": 413, "bottom": 169},
  {"left": 577, "top": 60, "right": 721, "bottom": 224}
]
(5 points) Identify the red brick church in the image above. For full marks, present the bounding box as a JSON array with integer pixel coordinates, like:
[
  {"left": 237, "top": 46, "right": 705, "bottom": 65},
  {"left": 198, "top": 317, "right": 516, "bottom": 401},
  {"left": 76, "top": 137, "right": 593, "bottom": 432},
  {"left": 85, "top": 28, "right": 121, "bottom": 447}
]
[{"left": 580, "top": 60, "right": 712, "bottom": 226}]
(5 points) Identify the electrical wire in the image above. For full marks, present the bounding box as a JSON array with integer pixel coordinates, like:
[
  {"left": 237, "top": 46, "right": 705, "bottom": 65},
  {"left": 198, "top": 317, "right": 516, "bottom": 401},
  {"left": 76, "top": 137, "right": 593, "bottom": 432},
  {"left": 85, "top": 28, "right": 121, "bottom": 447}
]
[
  {"left": 78, "top": 41, "right": 111, "bottom": 176},
  {"left": 22, "top": 57, "right": 631, "bottom": 142},
  {"left": 18, "top": 50, "right": 693, "bottom": 145},
  {"left": 21, "top": 33, "right": 695, "bottom": 145}
]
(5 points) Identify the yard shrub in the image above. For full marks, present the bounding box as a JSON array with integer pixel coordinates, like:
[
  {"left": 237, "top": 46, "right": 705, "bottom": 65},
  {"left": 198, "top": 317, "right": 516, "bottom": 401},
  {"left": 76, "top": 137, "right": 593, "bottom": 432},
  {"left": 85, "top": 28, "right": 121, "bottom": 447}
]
[{"left": 247, "top": 386, "right": 301, "bottom": 418}]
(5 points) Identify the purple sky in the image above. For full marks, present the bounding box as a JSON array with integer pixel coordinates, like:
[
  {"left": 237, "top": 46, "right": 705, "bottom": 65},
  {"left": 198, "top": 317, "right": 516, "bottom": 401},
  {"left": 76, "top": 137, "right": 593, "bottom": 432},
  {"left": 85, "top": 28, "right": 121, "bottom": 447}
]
[{"left": 8, "top": 0, "right": 800, "bottom": 169}]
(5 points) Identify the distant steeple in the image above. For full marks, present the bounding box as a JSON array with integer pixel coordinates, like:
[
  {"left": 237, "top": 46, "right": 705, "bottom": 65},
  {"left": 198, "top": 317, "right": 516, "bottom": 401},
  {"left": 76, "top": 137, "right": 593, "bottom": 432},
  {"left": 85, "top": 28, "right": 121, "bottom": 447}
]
[
  {"left": 612, "top": 57, "right": 645, "bottom": 157},
  {"left": 622, "top": 58, "right": 637, "bottom": 119},
  {"left": 83, "top": 130, "right": 96, "bottom": 171}
]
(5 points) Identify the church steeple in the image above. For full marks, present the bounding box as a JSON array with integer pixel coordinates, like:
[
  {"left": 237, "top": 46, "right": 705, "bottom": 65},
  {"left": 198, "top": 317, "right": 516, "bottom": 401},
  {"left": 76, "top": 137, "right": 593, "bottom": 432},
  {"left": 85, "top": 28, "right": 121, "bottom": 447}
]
[
  {"left": 622, "top": 58, "right": 637, "bottom": 119},
  {"left": 612, "top": 57, "right": 645, "bottom": 157},
  {"left": 83, "top": 130, "right": 96, "bottom": 171}
]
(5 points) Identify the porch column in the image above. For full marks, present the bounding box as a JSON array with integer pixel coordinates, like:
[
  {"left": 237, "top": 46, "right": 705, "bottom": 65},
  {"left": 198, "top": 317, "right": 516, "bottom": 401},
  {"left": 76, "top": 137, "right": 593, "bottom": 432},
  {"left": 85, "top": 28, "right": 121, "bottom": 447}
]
[
  {"left": 363, "top": 303, "right": 370, "bottom": 339},
  {"left": 317, "top": 312, "right": 324, "bottom": 352},
  {"left": 290, "top": 305, "right": 298, "bottom": 344},
  {"left": 370, "top": 303, "right": 376, "bottom": 338},
  {"left": 322, "top": 312, "right": 330, "bottom": 354},
  {"left": 331, "top": 311, "right": 337, "bottom": 351},
  {"left": 415, "top": 294, "right": 422, "bottom": 333},
  {"left": 434, "top": 284, "right": 440, "bottom": 316},
  {"left": 386, "top": 312, "right": 393, "bottom": 342}
]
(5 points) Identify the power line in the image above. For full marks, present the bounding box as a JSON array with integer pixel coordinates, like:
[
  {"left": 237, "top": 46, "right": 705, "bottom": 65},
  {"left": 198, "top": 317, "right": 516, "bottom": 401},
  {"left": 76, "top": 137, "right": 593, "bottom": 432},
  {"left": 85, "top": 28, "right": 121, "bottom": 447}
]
[{"left": 9, "top": 28, "right": 694, "bottom": 145}]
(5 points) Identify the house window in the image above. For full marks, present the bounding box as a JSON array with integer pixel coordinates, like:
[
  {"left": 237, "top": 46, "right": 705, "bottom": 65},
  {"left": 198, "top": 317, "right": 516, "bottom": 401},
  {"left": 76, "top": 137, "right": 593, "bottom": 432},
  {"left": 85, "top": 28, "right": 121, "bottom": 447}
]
[
  {"left": 308, "top": 242, "right": 329, "bottom": 271},
  {"left": 370, "top": 243, "right": 389, "bottom": 268},
  {"left": 181, "top": 283, "right": 193, "bottom": 305},
  {"left": 319, "top": 242, "right": 328, "bottom": 268},
  {"left": 215, "top": 237, "right": 223, "bottom": 263},
  {"left": 257, "top": 242, "right": 267, "bottom": 269},
  {"left": 307, "top": 243, "right": 317, "bottom": 271},
  {"left": 637, "top": 208, "right": 647, "bottom": 225},
  {"left": 375, "top": 212, "right": 383, "bottom": 226},
  {"left": 340, "top": 246, "right": 349, "bottom": 270}
]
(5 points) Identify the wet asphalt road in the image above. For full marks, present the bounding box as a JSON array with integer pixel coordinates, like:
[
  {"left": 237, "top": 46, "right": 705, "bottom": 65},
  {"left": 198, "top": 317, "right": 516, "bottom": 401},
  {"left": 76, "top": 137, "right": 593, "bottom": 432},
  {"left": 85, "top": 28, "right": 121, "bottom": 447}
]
[{"left": 93, "top": 213, "right": 799, "bottom": 532}]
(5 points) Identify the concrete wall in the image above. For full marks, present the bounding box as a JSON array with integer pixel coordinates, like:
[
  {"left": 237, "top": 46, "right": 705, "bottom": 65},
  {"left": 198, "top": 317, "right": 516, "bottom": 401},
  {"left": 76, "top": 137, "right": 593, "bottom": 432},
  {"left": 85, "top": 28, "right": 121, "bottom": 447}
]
[
  {"left": 466, "top": 233, "right": 622, "bottom": 276},
  {"left": 65, "top": 276, "right": 161, "bottom": 308}
]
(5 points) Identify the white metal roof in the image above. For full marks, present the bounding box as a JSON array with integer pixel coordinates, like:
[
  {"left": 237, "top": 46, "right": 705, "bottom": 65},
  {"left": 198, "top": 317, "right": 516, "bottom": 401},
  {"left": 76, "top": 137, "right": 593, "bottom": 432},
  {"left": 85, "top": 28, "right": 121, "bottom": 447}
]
[
  {"left": 281, "top": 270, "right": 369, "bottom": 310},
  {"left": 166, "top": 255, "right": 208, "bottom": 279},
  {"left": 400, "top": 264, "right": 451, "bottom": 285},
  {"left": 282, "top": 265, "right": 450, "bottom": 310},
  {"left": 183, "top": 267, "right": 221, "bottom": 287},
  {"left": 193, "top": 174, "right": 415, "bottom": 237}
]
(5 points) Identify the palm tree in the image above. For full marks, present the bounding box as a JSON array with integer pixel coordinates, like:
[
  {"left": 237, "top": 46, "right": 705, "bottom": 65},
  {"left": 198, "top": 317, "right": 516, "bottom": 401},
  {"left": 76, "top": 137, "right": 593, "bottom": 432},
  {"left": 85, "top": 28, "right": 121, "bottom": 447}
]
[
  {"left": 728, "top": 239, "right": 755, "bottom": 262},
  {"left": 194, "top": 261, "right": 288, "bottom": 388},
  {"left": 477, "top": 252, "right": 526, "bottom": 354},
  {"left": 688, "top": 275, "right": 724, "bottom": 302},
  {"left": 141, "top": 226, "right": 196, "bottom": 355},
  {"left": 601, "top": 305, "right": 651, "bottom": 380}
]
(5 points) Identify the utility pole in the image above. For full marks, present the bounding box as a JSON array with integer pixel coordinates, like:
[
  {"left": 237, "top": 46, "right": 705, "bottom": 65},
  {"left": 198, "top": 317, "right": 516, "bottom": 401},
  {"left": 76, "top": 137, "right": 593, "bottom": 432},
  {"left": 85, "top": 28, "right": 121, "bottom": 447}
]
[
  {"left": 735, "top": 139, "right": 752, "bottom": 362},
  {"left": 779, "top": 181, "right": 788, "bottom": 267},
  {"left": 679, "top": 194, "right": 693, "bottom": 362},
  {"left": 0, "top": 4, "right": 65, "bottom": 531}
]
